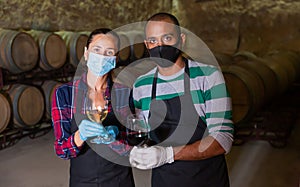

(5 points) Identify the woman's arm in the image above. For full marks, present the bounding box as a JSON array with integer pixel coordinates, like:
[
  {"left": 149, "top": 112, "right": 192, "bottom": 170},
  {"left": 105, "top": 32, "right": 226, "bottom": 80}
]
[{"left": 52, "top": 84, "right": 82, "bottom": 159}]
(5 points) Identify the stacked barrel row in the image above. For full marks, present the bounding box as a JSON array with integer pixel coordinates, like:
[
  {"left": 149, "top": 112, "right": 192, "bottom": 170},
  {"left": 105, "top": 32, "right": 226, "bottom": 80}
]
[
  {"left": 216, "top": 50, "right": 300, "bottom": 124},
  {"left": 0, "top": 28, "right": 88, "bottom": 133},
  {"left": 0, "top": 29, "right": 149, "bottom": 74},
  {"left": 0, "top": 80, "right": 62, "bottom": 133},
  {"left": 0, "top": 29, "right": 89, "bottom": 74}
]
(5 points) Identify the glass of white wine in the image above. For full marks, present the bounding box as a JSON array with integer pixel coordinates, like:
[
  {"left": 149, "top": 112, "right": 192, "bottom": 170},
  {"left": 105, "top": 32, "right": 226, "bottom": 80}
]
[
  {"left": 126, "top": 113, "right": 150, "bottom": 147},
  {"left": 85, "top": 91, "right": 114, "bottom": 144}
]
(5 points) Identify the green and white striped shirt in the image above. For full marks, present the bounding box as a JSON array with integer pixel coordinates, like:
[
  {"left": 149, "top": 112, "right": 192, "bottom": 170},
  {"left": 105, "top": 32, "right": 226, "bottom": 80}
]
[{"left": 133, "top": 59, "right": 234, "bottom": 153}]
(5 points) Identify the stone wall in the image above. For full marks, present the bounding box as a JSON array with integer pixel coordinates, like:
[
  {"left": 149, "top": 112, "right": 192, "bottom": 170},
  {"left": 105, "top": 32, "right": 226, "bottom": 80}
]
[
  {"left": 0, "top": 0, "right": 299, "bottom": 55},
  {"left": 173, "top": 0, "right": 300, "bottom": 55},
  {"left": 0, "top": 0, "right": 172, "bottom": 31}
]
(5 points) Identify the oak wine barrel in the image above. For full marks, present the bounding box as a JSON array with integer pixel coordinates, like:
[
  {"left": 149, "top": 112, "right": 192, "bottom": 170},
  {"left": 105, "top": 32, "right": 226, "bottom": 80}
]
[
  {"left": 213, "top": 52, "right": 234, "bottom": 67},
  {"left": 117, "top": 31, "right": 147, "bottom": 66},
  {"left": 41, "top": 80, "right": 62, "bottom": 120},
  {"left": 131, "top": 31, "right": 147, "bottom": 61},
  {"left": 263, "top": 50, "right": 300, "bottom": 83},
  {"left": 118, "top": 32, "right": 131, "bottom": 66},
  {"left": 0, "top": 29, "right": 39, "bottom": 74},
  {"left": 56, "top": 31, "right": 88, "bottom": 68},
  {"left": 7, "top": 84, "right": 44, "bottom": 127},
  {"left": 233, "top": 51, "right": 279, "bottom": 102},
  {"left": 27, "top": 30, "right": 67, "bottom": 71},
  {"left": 0, "top": 92, "right": 11, "bottom": 133},
  {"left": 221, "top": 65, "right": 265, "bottom": 124}
]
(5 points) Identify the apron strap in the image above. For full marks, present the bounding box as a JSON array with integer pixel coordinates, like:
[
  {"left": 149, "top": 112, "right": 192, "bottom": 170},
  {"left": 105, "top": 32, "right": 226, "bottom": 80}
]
[
  {"left": 183, "top": 58, "right": 190, "bottom": 94},
  {"left": 151, "top": 70, "right": 158, "bottom": 100}
]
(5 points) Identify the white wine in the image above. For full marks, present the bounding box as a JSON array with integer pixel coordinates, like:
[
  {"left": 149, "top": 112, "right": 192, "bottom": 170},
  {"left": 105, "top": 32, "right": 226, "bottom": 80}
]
[
  {"left": 85, "top": 92, "right": 113, "bottom": 144},
  {"left": 86, "top": 108, "right": 108, "bottom": 123}
]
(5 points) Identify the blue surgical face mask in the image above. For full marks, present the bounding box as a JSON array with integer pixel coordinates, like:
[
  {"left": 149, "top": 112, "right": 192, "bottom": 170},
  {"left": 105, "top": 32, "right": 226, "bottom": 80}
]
[{"left": 87, "top": 52, "right": 116, "bottom": 76}]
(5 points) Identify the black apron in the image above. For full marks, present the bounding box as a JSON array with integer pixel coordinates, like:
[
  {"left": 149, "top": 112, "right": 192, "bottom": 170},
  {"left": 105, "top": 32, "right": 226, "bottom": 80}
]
[
  {"left": 149, "top": 61, "right": 230, "bottom": 187},
  {"left": 69, "top": 77, "right": 134, "bottom": 187}
]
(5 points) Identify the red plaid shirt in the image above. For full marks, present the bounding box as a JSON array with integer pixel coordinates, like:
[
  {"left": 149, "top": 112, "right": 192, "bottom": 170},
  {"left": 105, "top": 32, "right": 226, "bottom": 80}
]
[{"left": 52, "top": 74, "right": 132, "bottom": 159}]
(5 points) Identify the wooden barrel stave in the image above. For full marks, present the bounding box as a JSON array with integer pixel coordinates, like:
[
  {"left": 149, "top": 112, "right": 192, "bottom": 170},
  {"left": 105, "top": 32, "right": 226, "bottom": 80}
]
[
  {"left": 263, "top": 51, "right": 296, "bottom": 86},
  {"left": 41, "top": 80, "right": 62, "bottom": 120},
  {"left": 0, "top": 93, "right": 11, "bottom": 133},
  {"left": 56, "top": 31, "right": 88, "bottom": 68},
  {"left": 27, "top": 30, "right": 67, "bottom": 71},
  {"left": 233, "top": 51, "right": 279, "bottom": 102},
  {"left": 118, "top": 32, "right": 131, "bottom": 66},
  {"left": 221, "top": 65, "right": 265, "bottom": 124},
  {"left": 131, "top": 32, "right": 147, "bottom": 61},
  {"left": 8, "top": 84, "right": 44, "bottom": 127},
  {"left": 0, "top": 29, "right": 38, "bottom": 74}
]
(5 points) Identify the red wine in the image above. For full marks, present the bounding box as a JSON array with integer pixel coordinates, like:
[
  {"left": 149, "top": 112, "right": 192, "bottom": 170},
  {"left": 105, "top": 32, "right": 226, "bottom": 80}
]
[{"left": 127, "top": 131, "right": 148, "bottom": 146}]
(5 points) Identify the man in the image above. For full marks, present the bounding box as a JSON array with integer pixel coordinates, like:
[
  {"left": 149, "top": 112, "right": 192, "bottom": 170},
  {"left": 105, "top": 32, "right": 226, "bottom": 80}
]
[{"left": 129, "top": 12, "right": 234, "bottom": 187}]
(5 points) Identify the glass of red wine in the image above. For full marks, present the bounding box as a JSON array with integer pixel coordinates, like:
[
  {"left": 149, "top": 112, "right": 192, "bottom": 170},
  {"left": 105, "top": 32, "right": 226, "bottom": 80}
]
[{"left": 126, "top": 113, "right": 150, "bottom": 147}]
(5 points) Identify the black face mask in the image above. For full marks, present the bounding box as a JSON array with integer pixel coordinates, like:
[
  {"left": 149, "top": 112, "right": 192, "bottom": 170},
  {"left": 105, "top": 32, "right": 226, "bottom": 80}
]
[{"left": 148, "top": 44, "right": 181, "bottom": 68}]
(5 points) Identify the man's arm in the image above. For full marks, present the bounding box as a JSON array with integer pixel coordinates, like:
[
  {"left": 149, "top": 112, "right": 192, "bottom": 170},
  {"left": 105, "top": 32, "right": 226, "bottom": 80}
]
[{"left": 173, "top": 136, "right": 225, "bottom": 160}]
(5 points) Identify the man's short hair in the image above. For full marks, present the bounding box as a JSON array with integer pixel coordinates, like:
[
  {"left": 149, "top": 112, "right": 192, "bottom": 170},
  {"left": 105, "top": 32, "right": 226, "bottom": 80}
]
[{"left": 145, "top": 12, "right": 181, "bottom": 36}]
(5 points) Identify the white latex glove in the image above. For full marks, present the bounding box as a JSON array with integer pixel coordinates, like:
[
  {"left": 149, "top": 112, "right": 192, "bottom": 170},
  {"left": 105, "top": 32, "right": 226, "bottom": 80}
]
[{"left": 129, "top": 145, "right": 174, "bottom": 170}]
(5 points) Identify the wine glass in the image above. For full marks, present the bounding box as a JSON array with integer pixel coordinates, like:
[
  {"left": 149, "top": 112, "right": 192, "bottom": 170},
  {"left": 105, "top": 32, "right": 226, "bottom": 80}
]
[
  {"left": 126, "top": 113, "right": 150, "bottom": 147},
  {"left": 85, "top": 91, "right": 114, "bottom": 144}
]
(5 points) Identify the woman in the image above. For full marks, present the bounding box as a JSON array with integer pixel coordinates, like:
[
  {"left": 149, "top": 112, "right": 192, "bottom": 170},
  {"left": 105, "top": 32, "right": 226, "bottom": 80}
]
[{"left": 52, "top": 28, "right": 134, "bottom": 187}]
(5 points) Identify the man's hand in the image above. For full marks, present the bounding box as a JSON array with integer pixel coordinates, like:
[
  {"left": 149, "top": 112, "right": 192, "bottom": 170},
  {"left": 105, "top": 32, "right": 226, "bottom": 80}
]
[{"left": 129, "top": 145, "right": 174, "bottom": 170}]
